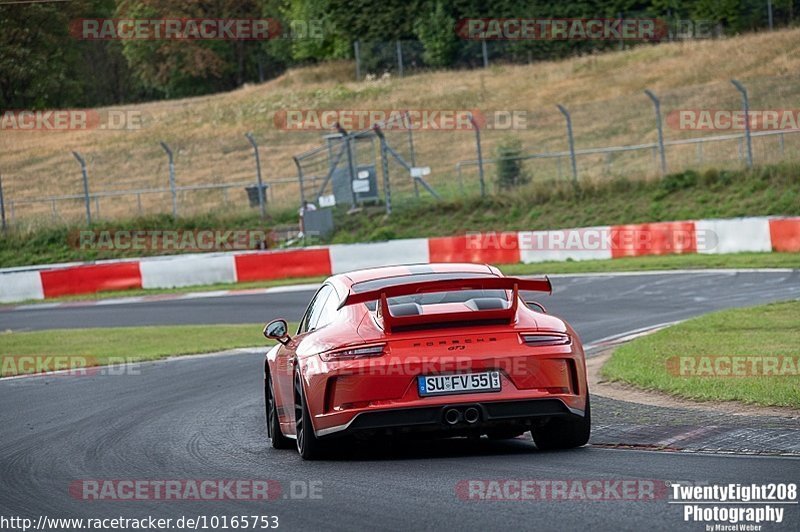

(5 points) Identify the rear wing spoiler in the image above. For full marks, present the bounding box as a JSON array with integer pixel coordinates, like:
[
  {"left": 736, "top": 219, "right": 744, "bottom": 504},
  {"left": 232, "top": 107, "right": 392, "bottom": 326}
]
[{"left": 339, "top": 276, "right": 551, "bottom": 332}]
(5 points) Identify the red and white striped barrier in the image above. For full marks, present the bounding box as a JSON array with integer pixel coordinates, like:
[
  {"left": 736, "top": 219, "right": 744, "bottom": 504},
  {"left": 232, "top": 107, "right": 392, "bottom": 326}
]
[{"left": 1, "top": 216, "right": 797, "bottom": 303}]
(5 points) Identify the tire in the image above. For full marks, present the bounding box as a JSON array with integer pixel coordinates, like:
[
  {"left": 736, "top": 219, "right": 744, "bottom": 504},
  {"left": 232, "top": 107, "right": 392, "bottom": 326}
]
[
  {"left": 266, "top": 374, "right": 292, "bottom": 450},
  {"left": 294, "top": 371, "right": 327, "bottom": 460},
  {"left": 532, "top": 395, "right": 591, "bottom": 450}
]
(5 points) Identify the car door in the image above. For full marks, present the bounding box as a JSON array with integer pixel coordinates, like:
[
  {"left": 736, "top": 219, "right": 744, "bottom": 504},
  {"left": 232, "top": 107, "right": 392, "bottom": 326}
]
[{"left": 275, "top": 284, "right": 335, "bottom": 432}]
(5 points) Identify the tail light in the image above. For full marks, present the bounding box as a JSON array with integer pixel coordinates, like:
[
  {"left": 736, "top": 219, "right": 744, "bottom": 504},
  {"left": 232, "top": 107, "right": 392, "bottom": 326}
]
[
  {"left": 520, "top": 333, "right": 571, "bottom": 346},
  {"left": 320, "top": 343, "right": 386, "bottom": 361}
]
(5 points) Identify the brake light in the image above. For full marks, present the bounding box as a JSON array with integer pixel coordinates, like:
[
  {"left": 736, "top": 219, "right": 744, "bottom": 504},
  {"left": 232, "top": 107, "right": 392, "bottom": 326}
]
[
  {"left": 320, "top": 343, "right": 386, "bottom": 361},
  {"left": 520, "top": 333, "right": 571, "bottom": 346}
]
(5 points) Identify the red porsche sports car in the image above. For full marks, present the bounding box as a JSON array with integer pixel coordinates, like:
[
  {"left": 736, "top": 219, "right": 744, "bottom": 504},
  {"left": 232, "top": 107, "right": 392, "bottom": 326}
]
[{"left": 263, "top": 263, "right": 590, "bottom": 459}]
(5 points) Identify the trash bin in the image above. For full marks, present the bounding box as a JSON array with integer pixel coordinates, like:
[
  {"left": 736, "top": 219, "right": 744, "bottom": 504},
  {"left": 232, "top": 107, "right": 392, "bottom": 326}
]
[{"left": 245, "top": 184, "right": 269, "bottom": 208}]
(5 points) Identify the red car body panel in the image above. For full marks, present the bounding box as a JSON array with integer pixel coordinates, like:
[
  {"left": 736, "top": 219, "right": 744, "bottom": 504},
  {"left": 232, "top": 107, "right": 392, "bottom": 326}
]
[{"left": 265, "top": 263, "right": 588, "bottom": 439}]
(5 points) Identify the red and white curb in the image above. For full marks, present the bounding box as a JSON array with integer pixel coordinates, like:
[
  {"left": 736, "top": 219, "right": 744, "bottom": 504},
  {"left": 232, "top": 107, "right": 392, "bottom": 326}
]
[
  {"left": 1, "top": 216, "right": 798, "bottom": 304},
  {"left": 0, "top": 283, "right": 322, "bottom": 312}
]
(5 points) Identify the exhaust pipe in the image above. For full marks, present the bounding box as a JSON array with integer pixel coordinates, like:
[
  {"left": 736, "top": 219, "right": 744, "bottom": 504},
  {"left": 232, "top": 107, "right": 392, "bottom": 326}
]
[
  {"left": 444, "top": 408, "right": 461, "bottom": 425},
  {"left": 464, "top": 407, "right": 480, "bottom": 424}
]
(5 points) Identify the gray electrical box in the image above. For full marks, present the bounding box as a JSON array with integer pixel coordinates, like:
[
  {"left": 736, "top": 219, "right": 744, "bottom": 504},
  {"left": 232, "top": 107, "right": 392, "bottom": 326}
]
[
  {"left": 303, "top": 208, "right": 334, "bottom": 238},
  {"left": 331, "top": 164, "right": 378, "bottom": 205}
]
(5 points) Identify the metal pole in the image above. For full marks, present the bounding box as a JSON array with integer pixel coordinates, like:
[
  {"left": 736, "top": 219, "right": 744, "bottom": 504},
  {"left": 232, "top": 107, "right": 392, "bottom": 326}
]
[
  {"left": 396, "top": 40, "right": 404, "bottom": 78},
  {"left": 468, "top": 113, "right": 486, "bottom": 197},
  {"left": 731, "top": 80, "right": 753, "bottom": 168},
  {"left": 644, "top": 89, "right": 667, "bottom": 175},
  {"left": 354, "top": 40, "right": 361, "bottom": 81},
  {"left": 292, "top": 156, "right": 306, "bottom": 207},
  {"left": 374, "top": 126, "right": 392, "bottom": 215},
  {"left": 404, "top": 111, "right": 419, "bottom": 198},
  {"left": 72, "top": 151, "right": 91, "bottom": 225},
  {"left": 768, "top": 0, "right": 774, "bottom": 30},
  {"left": 481, "top": 39, "right": 489, "bottom": 68},
  {"left": 245, "top": 132, "right": 266, "bottom": 219},
  {"left": 159, "top": 141, "right": 178, "bottom": 217},
  {"left": 336, "top": 123, "right": 358, "bottom": 206},
  {"left": 556, "top": 105, "right": 578, "bottom": 184},
  {"left": 0, "top": 173, "right": 6, "bottom": 232}
]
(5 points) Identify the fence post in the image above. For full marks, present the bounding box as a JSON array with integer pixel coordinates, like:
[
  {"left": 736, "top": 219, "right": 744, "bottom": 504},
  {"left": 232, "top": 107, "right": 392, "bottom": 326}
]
[
  {"left": 159, "top": 141, "right": 178, "bottom": 217},
  {"left": 336, "top": 123, "right": 358, "bottom": 206},
  {"left": 245, "top": 132, "right": 266, "bottom": 219},
  {"left": 396, "top": 40, "right": 404, "bottom": 77},
  {"left": 374, "top": 125, "right": 392, "bottom": 215},
  {"left": 0, "top": 173, "right": 5, "bottom": 232},
  {"left": 71, "top": 151, "right": 92, "bottom": 225},
  {"left": 354, "top": 40, "right": 361, "bottom": 81},
  {"left": 468, "top": 113, "right": 486, "bottom": 197},
  {"left": 731, "top": 80, "right": 753, "bottom": 168},
  {"left": 768, "top": 0, "right": 774, "bottom": 30},
  {"left": 404, "top": 111, "right": 419, "bottom": 198},
  {"left": 293, "top": 156, "right": 306, "bottom": 207},
  {"left": 556, "top": 104, "right": 578, "bottom": 185},
  {"left": 644, "top": 89, "right": 667, "bottom": 175},
  {"left": 481, "top": 39, "right": 489, "bottom": 68}
]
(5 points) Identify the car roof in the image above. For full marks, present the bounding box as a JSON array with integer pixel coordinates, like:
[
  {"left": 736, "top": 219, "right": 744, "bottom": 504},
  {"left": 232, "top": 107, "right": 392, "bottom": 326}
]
[{"left": 332, "top": 263, "right": 500, "bottom": 288}]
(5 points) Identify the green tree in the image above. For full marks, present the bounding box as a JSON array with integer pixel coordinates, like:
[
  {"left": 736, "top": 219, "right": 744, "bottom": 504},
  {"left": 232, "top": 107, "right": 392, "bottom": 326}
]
[
  {"left": 494, "top": 136, "right": 530, "bottom": 190},
  {"left": 414, "top": 1, "right": 458, "bottom": 67}
]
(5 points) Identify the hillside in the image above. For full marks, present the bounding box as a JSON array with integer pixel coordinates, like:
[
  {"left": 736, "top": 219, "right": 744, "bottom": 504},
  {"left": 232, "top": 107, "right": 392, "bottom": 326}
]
[{"left": 2, "top": 28, "right": 799, "bottom": 226}]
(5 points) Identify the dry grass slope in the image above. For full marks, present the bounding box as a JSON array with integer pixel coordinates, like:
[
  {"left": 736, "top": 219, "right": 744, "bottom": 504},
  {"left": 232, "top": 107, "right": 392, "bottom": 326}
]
[{"left": 2, "top": 28, "right": 799, "bottom": 223}]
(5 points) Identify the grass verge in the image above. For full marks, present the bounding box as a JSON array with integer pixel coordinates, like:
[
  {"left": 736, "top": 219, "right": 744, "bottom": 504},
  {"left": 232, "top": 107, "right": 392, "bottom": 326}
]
[
  {"left": 601, "top": 301, "right": 800, "bottom": 408},
  {"left": 0, "top": 323, "right": 294, "bottom": 377}
]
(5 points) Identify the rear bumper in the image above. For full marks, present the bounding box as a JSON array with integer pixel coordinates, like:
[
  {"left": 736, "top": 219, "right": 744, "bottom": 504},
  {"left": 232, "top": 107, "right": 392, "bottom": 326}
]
[{"left": 316, "top": 398, "right": 584, "bottom": 438}]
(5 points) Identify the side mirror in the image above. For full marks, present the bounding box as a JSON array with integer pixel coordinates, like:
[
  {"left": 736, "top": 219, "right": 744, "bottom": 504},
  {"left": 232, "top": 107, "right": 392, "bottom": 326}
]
[
  {"left": 524, "top": 300, "right": 547, "bottom": 313},
  {"left": 263, "top": 319, "right": 291, "bottom": 345}
]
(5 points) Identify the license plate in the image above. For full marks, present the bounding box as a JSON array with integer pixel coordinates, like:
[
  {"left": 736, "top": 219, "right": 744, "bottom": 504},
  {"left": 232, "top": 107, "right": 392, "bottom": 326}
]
[{"left": 417, "top": 371, "right": 501, "bottom": 397}]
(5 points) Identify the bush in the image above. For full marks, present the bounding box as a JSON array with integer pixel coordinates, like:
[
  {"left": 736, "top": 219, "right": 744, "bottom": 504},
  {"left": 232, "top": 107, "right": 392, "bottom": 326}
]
[
  {"left": 660, "top": 170, "right": 699, "bottom": 193},
  {"left": 494, "top": 136, "right": 530, "bottom": 190}
]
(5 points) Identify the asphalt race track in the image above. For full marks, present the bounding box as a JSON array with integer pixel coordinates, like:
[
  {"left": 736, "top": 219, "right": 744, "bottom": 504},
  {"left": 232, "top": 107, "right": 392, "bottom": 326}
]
[{"left": 1, "top": 270, "right": 799, "bottom": 531}]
